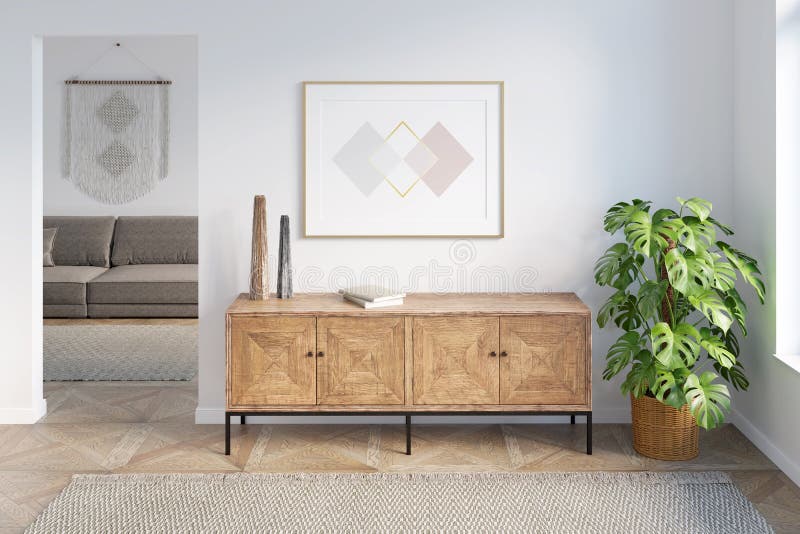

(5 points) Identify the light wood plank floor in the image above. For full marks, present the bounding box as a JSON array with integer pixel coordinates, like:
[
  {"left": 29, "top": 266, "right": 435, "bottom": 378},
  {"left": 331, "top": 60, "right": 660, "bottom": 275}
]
[{"left": 0, "top": 380, "right": 797, "bottom": 532}]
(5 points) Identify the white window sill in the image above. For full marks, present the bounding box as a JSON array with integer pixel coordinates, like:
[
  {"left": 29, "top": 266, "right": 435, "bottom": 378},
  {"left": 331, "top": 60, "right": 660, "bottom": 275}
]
[{"left": 774, "top": 353, "right": 800, "bottom": 374}]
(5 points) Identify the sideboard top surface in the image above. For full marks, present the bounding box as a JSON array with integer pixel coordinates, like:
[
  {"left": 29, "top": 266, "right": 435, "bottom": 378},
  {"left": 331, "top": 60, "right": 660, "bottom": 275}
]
[{"left": 227, "top": 292, "right": 591, "bottom": 316}]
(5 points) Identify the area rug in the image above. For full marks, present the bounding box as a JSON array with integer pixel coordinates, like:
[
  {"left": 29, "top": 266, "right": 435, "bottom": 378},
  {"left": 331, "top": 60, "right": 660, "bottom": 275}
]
[
  {"left": 25, "top": 472, "right": 772, "bottom": 533},
  {"left": 44, "top": 324, "right": 197, "bottom": 381}
]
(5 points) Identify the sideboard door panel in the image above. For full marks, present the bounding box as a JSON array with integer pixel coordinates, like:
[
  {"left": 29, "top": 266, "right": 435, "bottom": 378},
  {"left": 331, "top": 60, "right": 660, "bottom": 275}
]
[
  {"left": 413, "top": 316, "right": 500, "bottom": 405},
  {"left": 229, "top": 316, "right": 316, "bottom": 406},
  {"left": 317, "top": 316, "right": 405, "bottom": 405},
  {"left": 500, "top": 315, "right": 587, "bottom": 405}
]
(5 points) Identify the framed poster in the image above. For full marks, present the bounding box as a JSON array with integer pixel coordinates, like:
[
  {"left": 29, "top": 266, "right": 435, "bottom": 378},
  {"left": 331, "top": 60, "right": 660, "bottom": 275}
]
[{"left": 304, "top": 82, "right": 504, "bottom": 237}]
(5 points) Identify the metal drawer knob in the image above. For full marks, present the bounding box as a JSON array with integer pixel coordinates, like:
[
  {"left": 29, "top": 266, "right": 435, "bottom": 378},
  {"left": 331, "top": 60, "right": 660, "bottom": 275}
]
[
  {"left": 500, "top": 351, "right": 508, "bottom": 357},
  {"left": 306, "top": 351, "right": 314, "bottom": 358},
  {"left": 317, "top": 351, "right": 325, "bottom": 358},
  {"left": 489, "top": 351, "right": 497, "bottom": 357}
]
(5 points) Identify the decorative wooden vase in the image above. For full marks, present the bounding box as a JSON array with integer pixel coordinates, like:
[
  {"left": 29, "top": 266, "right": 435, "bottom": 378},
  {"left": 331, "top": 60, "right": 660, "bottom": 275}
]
[
  {"left": 249, "top": 195, "right": 269, "bottom": 300},
  {"left": 631, "top": 394, "right": 698, "bottom": 461},
  {"left": 277, "top": 215, "right": 292, "bottom": 299}
]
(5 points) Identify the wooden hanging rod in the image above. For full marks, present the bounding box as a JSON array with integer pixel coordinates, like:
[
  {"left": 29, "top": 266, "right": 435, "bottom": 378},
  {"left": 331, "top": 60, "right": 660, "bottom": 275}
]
[{"left": 64, "top": 80, "right": 172, "bottom": 85}]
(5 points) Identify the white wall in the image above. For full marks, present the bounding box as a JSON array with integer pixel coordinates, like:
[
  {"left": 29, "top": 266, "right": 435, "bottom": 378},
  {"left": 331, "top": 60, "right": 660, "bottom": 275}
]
[
  {"left": 731, "top": 0, "right": 800, "bottom": 485},
  {"left": 43, "top": 35, "right": 198, "bottom": 215},
  {"left": 0, "top": 1, "right": 735, "bottom": 427}
]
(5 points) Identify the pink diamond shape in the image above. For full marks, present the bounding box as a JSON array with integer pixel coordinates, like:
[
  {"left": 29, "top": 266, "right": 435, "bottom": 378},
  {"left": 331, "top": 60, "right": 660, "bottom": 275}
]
[{"left": 418, "top": 122, "right": 474, "bottom": 196}]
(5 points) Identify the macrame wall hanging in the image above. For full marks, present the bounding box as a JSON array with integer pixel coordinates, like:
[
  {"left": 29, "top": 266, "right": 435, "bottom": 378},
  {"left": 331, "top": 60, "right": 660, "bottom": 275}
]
[{"left": 63, "top": 43, "right": 171, "bottom": 204}]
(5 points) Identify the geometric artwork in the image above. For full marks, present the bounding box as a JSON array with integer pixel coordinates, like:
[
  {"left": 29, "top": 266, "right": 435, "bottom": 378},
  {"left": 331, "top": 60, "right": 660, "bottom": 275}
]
[
  {"left": 63, "top": 81, "right": 170, "bottom": 205},
  {"left": 305, "top": 82, "right": 503, "bottom": 237}
]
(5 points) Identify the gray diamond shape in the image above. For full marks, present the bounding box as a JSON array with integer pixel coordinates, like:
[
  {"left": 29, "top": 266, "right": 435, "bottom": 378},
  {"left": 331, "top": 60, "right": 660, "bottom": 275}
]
[
  {"left": 98, "top": 143, "right": 135, "bottom": 176},
  {"left": 98, "top": 92, "right": 139, "bottom": 133}
]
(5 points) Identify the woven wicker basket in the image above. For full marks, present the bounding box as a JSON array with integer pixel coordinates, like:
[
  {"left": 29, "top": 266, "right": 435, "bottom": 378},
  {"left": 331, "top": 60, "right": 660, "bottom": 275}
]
[{"left": 631, "top": 394, "right": 698, "bottom": 460}]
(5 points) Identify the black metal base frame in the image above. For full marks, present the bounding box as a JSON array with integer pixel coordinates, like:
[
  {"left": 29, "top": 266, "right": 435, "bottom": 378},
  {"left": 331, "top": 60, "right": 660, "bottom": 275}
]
[{"left": 224, "top": 411, "right": 592, "bottom": 457}]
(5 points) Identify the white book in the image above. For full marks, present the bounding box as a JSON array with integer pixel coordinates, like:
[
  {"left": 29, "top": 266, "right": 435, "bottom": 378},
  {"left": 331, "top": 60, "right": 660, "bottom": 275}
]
[
  {"left": 338, "top": 285, "right": 406, "bottom": 303},
  {"left": 343, "top": 294, "right": 404, "bottom": 309}
]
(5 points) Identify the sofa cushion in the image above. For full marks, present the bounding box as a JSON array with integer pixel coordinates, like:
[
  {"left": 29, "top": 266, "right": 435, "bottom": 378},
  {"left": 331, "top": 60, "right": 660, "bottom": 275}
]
[
  {"left": 44, "top": 266, "right": 108, "bottom": 305},
  {"left": 88, "top": 264, "right": 198, "bottom": 305},
  {"left": 43, "top": 216, "right": 116, "bottom": 267},
  {"left": 44, "top": 304, "right": 87, "bottom": 318},
  {"left": 88, "top": 304, "right": 198, "bottom": 318},
  {"left": 111, "top": 216, "right": 198, "bottom": 266},
  {"left": 43, "top": 227, "right": 57, "bottom": 267}
]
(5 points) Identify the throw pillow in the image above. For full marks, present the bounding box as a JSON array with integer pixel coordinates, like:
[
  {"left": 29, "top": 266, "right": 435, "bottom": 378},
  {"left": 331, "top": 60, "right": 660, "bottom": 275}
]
[{"left": 43, "top": 227, "right": 58, "bottom": 267}]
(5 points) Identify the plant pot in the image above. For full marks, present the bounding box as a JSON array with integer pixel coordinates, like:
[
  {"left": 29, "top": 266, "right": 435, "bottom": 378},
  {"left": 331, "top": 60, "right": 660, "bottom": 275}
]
[{"left": 630, "top": 394, "right": 698, "bottom": 461}]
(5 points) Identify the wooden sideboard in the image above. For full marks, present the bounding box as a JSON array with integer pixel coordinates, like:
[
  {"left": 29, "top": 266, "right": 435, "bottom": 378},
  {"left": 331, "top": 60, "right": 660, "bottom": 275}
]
[{"left": 225, "top": 293, "right": 592, "bottom": 455}]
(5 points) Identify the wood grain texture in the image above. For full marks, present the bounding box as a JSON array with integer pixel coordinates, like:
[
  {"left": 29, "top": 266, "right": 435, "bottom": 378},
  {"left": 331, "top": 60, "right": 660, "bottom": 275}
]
[
  {"left": 227, "top": 292, "right": 591, "bottom": 316},
  {"left": 413, "top": 316, "right": 500, "bottom": 405},
  {"left": 317, "top": 317, "right": 404, "bottom": 405},
  {"left": 249, "top": 195, "right": 268, "bottom": 300},
  {"left": 500, "top": 315, "right": 587, "bottom": 405},
  {"left": 228, "top": 316, "right": 315, "bottom": 407}
]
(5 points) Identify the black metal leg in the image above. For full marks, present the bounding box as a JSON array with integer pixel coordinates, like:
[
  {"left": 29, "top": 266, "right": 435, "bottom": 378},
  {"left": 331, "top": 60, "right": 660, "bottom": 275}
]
[
  {"left": 241, "top": 415, "right": 246, "bottom": 425},
  {"left": 225, "top": 412, "right": 231, "bottom": 456},
  {"left": 586, "top": 412, "right": 592, "bottom": 455},
  {"left": 405, "top": 415, "right": 411, "bottom": 455},
  {"left": 570, "top": 415, "right": 575, "bottom": 425}
]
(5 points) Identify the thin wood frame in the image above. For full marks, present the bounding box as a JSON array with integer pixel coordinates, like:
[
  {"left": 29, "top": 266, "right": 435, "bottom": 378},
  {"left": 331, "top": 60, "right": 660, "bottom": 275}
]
[{"left": 303, "top": 81, "right": 505, "bottom": 238}]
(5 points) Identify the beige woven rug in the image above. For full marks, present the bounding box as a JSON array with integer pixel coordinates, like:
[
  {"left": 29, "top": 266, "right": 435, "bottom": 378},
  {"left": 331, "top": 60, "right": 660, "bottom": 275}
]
[{"left": 26, "top": 471, "right": 772, "bottom": 533}]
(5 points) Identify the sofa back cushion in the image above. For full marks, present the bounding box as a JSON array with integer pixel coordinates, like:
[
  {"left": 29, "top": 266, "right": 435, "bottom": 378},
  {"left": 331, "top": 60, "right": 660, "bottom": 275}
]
[
  {"left": 43, "top": 216, "right": 116, "bottom": 267},
  {"left": 111, "top": 216, "right": 198, "bottom": 265}
]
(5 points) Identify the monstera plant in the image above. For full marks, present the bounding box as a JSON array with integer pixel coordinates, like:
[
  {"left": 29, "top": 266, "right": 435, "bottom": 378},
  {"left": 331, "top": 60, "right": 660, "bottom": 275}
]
[{"left": 595, "top": 197, "right": 765, "bottom": 430}]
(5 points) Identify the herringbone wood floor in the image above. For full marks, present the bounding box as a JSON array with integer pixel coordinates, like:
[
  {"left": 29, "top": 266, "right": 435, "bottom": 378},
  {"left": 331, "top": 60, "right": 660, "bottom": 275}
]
[{"left": 0, "top": 380, "right": 797, "bottom": 532}]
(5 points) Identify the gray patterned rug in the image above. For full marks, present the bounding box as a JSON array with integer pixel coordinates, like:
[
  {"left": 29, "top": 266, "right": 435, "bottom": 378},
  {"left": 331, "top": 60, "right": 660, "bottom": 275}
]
[
  {"left": 44, "top": 324, "right": 197, "bottom": 381},
  {"left": 26, "top": 472, "right": 772, "bottom": 533}
]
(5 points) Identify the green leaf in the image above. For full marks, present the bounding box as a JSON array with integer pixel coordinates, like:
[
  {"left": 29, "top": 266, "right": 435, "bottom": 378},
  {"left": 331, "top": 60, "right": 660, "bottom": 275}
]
[
  {"left": 604, "top": 332, "right": 644, "bottom": 380},
  {"left": 707, "top": 216, "right": 734, "bottom": 236},
  {"left": 688, "top": 290, "right": 733, "bottom": 333},
  {"left": 699, "top": 327, "right": 736, "bottom": 368},
  {"left": 711, "top": 254, "right": 737, "bottom": 291},
  {"left": 718, "top": 241, "right": 766, "bottom": 304},
  {"left": 621, "top": 349, "right": 657, "bottom": 398},
  {"left": 715, "top": 361, "right": 749, "bottom": 391},
  {"left": 685, "top": 250, "right": 715, "bottom": 294},
  {"left": 637, "top": 280, "right": 667, "bottom": 322},
  {"left": 594, "top": 243, "right": 630, "bottom": 286},
  {"left": 677, "top": 196, "right": 712, "bottom": 221},
  {"left": 664, "top": 248, "right": 688, "bottom": 294},
  {"left": 683, "top": 372, "right": 731, "bottom": 429},
  {"left": 603, "top": 199, "right": 651, "bottom": 234},
  {"left": 675, "top": 216, "right": 716, "bottom": 253},
  {"left": 612, "top": 294, "right": 643, "bottom": 330},
  {"left": 624, "top": 209, "right": 678, "bottom": 258},
  {"left": 650, "top": 322, "right": 700, "bottom": 370},
  {"left": 723, "top": 287, "right": 748, "bottom": 336},
  {"left": 653, "top": 369, "right": 689, "bottom": 409},
  {"left": 597, "top": 290, "right": 626, "bottom": 328}
]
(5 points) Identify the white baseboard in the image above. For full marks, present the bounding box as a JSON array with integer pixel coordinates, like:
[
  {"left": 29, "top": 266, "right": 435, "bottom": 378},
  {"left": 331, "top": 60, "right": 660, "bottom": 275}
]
[
  {"left": 0, "top": 398, "right": 47, "bottom": 424},
  {"left": 730, "top": 409, "right": 800, "bottom": 487},
  {"left": 195, "top": 407, "right": 630, "bottom": 425}
]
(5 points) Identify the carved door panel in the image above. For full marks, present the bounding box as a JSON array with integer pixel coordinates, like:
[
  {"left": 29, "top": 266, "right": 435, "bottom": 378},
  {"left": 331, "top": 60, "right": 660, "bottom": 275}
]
[
  {"left": 499, "top": 315, "right": 587, "bottom": 405},
  {"left": 413, "top": 316, "right": 499, "bottom": 405},
  {"left": 229, "top": 316, "right": 316, "bottom": 406},
  {"left": 317, "top": 316, "right": 405, "bottom": 405}
]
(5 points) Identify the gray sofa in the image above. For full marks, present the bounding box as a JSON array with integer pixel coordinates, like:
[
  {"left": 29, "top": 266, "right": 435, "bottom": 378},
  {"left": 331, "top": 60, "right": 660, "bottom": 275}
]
[{"left": 43, "top": 216, "right": 198, "bottom": 318}]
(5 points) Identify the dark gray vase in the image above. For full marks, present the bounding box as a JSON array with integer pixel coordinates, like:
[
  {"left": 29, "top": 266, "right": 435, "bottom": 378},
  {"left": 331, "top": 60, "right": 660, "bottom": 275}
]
[{"left": 277, "top": 215, "right": 292, "bottom": 298}]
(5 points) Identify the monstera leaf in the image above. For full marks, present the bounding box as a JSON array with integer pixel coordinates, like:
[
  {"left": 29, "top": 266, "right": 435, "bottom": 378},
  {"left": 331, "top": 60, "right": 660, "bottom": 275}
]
[
  {"left": 650, "top": 322, "right": 700, "bottom": 370},
  {"left": 664, "top": 248, "right": 689, "bottom": 294},
  {"left": 718, "top": 241, "right": 766, "bottom": 303},
  {"left": 724, "top": 288, "right": 748, "bottom": 335},
  {"left": 688, "top": 290, "right": 733, "bottom": 333},
  {"left": 677, "top": 196, "right": 712, "bottom": 221},
  {"left": 603, "top": 199, "right": 652, "bottom": 233},
  {"left": 699, "top": 327, "right": 736, "bottom": 369},
  {"left": 653, "top": 369, "right": 689, "bottom": 409},
  {"left": 683, "top": 372, "right": 731, "bottom": 430},
  {"left": 625, "top": 209, "right": 678, "bottom": 258},
  {"left": 685, "top": 250, "right": 715, "bottom": 294},
  {"left": 675, "top": 216, "right": 716, "bottom": 253},
  {"left": 711, "top": 253, "right": 737, "bottom": 291},
  {"left": 715, "top": 361, "right": 749, "bottom": 391},
  {"left": 594, "top": 243, "right": 630, "bottom": 286},
  {"left": 637, "top": 280, "right": 667, "bottom": 322},
  {"left": 604, "top": 331, "right": 644, "bottom": 380},
  {"left": 621, "top": 349, "right": 658, "bottom": 398}
]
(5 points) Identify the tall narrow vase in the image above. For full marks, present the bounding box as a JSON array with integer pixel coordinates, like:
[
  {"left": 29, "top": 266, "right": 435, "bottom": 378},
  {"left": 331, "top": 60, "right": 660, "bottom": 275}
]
[
  {"left": 249, "top": 195, "right": 269, "bottom": 300},
  {"left": 277, "top": 215, "right": 293, "bottom": 298}
]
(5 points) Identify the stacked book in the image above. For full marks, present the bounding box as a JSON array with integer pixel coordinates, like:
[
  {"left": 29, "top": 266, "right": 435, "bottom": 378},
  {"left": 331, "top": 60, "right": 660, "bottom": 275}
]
[{"left": 339, "top": 286, "right": 406, "bottom": 309}]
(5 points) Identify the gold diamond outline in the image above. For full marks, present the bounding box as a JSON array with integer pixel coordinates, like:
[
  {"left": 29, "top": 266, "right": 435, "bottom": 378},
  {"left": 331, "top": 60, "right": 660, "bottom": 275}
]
[{"left": 368, "top": 121, "right": 437, "bottom": 198}]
